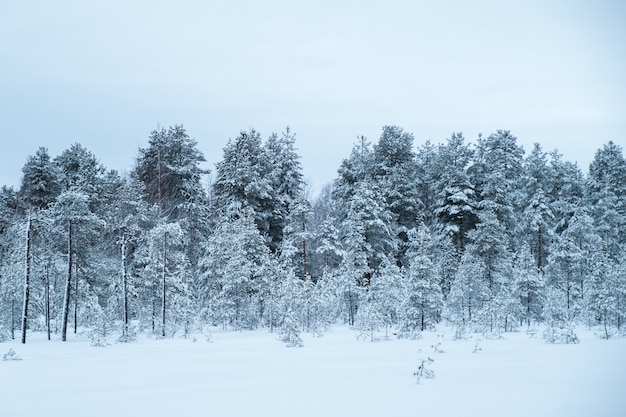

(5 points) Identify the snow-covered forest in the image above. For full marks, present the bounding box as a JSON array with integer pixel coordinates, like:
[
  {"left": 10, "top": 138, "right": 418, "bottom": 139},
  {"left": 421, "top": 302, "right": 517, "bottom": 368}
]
[{"left": 1, "top": 125, "right": 625, "bottom": 345}]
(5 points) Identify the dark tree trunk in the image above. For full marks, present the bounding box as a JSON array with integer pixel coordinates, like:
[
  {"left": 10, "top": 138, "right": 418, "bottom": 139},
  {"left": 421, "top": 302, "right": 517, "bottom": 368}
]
[
  {"left": 73, "top": 261, "right": 78, "bottom": 334},
  {"left": 21, "top": 214, "right": 32, "bottom": 344},
  {"left": 61, "top": 220, "right": 73, "bottom": 342},
  {"left": 161, "top": 232, "right": 167, "bottom": 337},
  {"left": 121, "top": 239, "right": 129, "bottom": 338},
  {"left": 45, "top": 264, "right": 51, "bottom": 341}
]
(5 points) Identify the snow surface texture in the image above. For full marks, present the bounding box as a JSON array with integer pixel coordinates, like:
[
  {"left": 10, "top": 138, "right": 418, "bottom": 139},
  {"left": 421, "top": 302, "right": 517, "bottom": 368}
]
[{"left": 2, "top": 327, "right": 625, "bottom": 417}]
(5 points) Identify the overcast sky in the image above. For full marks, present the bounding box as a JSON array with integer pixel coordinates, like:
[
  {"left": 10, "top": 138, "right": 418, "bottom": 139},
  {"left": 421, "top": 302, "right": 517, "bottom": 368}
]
[{"left": 1, "top": 0, "right": 625, "bottom": 195}]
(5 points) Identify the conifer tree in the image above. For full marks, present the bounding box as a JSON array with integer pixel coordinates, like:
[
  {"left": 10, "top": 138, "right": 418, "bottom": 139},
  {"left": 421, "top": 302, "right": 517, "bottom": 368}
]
[
  {"left": 398, "top": 225, "right": 443, "bottom": 337},
  {"left": 433, "top": 132, "right": 476, "bottom": 257}
]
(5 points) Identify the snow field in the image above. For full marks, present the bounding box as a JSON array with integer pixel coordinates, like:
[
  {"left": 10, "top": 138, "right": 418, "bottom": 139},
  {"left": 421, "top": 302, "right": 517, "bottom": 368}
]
[{"left": 2, "top": 327, "right": 625, "bottom": 417}]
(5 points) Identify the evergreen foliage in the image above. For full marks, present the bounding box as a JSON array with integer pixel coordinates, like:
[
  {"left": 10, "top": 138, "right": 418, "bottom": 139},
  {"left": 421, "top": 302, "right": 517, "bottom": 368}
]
[{"left": 2, "top": 125, "right": 624, "bottom": 344}]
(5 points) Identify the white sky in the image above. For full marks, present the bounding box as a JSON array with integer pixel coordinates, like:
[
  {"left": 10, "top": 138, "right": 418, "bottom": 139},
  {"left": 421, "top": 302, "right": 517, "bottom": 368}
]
[{"left": 1, "top": 0, "right": 625, "bottom": 195}]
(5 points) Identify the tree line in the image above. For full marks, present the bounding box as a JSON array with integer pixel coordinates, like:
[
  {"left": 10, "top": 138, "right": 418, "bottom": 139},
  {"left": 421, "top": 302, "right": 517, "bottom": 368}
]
[{"left": 1, "top": 125, "right": 625, "bottom": 345}]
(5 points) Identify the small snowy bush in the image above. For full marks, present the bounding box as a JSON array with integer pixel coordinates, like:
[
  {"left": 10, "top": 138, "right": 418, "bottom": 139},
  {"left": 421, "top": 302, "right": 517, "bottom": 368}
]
[
  {"left": 431, "top": 342, "right": 445, "bottom": 354},
  {"left": 414, "top": 357, "right": 435, "bottom": 383},
  {"left": 279, "top": 311, "right": 303, "bottom": 348},
  {"left": 543, "top": 325, "right": 579, "bottom": 344},
  {"left": 3, "top": 349, "right": 22, "bottom": 361},
  {"left": 91, "top": 336, "right": 110, "bottom": 347}
]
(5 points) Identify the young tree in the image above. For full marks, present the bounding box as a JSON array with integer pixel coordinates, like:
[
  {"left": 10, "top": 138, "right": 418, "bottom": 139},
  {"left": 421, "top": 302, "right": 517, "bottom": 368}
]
[
  {"left": 199, "top": 211, "right": 271, "bottom": 330},
  {"left": 104, "top": 176, "right": 150, "bottom": 340},
  {"left": 444, "top": 250, "right": 488, "bottom": 337},
  {"left": 51, "top": 190, "right": 103, "bottom": 341},
  {"left": 398, "top": 225, "right": 443, "bottom": 337},
  {"left": 514, "top": 244, "right": 545, "bottom": 327},
  {"left": 138, "top": 220, "right": 189, "bottom": 337}
]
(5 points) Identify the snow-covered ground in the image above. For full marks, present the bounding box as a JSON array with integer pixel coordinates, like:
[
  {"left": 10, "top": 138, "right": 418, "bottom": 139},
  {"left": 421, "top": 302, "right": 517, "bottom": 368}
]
[{"left": 2, "top": 327, "right": 625, "bottom": 417}]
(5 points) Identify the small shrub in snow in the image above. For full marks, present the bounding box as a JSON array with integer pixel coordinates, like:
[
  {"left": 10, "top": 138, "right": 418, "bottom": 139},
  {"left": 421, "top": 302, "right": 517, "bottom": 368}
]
[
  {"left": 473, "top": 341, "right": 482, "bottom": 353},
  {"left": 543, "top": 325, "right": 579, "bottom": 344},
  {"left": 118, "top": 324, "right": 137, "bottom": 343},
  {"left": 279, "top": 311, "right": 303, "bottom": 348},
  {"left": 414, "top": 357, "right": 435, "bottom": 383},
  {"left": 3, "top": 349, "right": 22, "bottom": 361},
  {"left": 91, "top": 337, "right": 110, "bottom": 347},
  {"left": 431, "top": 342, "right": 445, "bottom": 354}
]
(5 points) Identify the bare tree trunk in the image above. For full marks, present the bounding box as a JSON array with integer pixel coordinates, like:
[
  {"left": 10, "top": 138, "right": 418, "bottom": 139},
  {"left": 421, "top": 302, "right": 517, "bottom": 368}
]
[
  {"left": 157, "top": 140, "right": 163, "bottom": 217},
  {"left": 61, "top": 220, "right": 73, "bottom": 342},
  {"left": 73, "top": 261, "right": 78, "bottom": 334},
  {"left": 21, "top": 214, "right": 32, "bottom": 344},
  {"left": 121, "top": 238, "right": 129, "bottom": 338},
  {"left": 11, "top": 298, "right": 15, "bottom": 339},
  {"left": 161, "top": 232, "right": 167, "bottom": 337},
  {"left": 45, "top": 264, "right": 51, "bottom": 341}
]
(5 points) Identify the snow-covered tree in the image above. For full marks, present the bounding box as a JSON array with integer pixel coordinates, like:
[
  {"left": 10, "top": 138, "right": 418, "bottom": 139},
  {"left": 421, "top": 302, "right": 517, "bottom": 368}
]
[
  {"left": 200, "top": 211, "right": 271, "bottom": 330},
  {"left": 444, "top": 250, "right": 488, "bottom": 337},
  {"left": 398, "top": 225, "right": 443, "bottom": 337},
  {"left": 212, "top": 129, "right": 274, "bottom": 241},
  {"left": 134, "top": 125, "right": 208, "bottom": 220},
  {"left": 264, "top": 127, "right": 305, "bottom": 253},
  {"left": 470, "top": 130, "right": 525, "bottom": 244},
  {"left": 514, "top": 244, "right": 545, "bottom": 327},
  {"left": 433, "top": 132, "right": 476, "bottom": 257},
  {"left": 137, "top": 220, "right": 189, "bottom": 336},
  {"left": 18, "top": 147, "right": 60, "bottom": 210},
  {"left": 372, "top": 126, "right": 423, "bottom": 265},
  {"left": 51, "top": 190, "right": 103, "bottom": 341}
]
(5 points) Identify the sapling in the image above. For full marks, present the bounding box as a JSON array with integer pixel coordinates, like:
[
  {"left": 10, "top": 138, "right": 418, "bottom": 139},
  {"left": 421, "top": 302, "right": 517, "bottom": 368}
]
[
  {"left": 431, "top": 342, "right": 445, "bottom": 354},
  {"left": 414, "top": 357, "right": 435, "bottom": 383},
  {"left": 3, "top": 349, "right": 22, "bottom": 361},
  {"left": 473, "top": 340, "right": 482, "bottom": 353}
]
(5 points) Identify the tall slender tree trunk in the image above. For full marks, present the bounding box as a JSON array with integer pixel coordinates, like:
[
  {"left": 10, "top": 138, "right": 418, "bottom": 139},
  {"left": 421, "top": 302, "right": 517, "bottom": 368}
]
[
  {"left": 61, "top": 220, "right": 73, "bottom": 342},
  {"left": 45, "top": 264, "right": 51, "bottom": 341},
  {"left": 121, "top": 238, "right": 129, "bottom": 338},
  {"left": 73, "top": 261, "right": 78, "bottom": 334},
  {"left": 21, "top": 214, "right": 32, "bottom": 344},
  {"left": 302, "top": 215, "right": 307, "bottom": 281},
  {"left": 161, "top": 232, "right": 167, "bottom": 337},
  {"left": 157, "top": 140, "right": 163, "bottom": 217},
  {"left": 537, "top": 227, "right": 543, "bottom": 271},
  {"left": 11, "top": 298, "right": 15, "bottom": 339}
]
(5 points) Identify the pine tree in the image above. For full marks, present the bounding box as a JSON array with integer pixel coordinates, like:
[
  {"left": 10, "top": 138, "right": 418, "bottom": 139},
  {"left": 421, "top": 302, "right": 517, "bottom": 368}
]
[
  {"left": 51, "top": 190, "right": 103, "bottom": 341},
  {"left": 514, "top": 244, "right": 545, "bottom": 327},
  {"left": 372, "top": 126, "right": 423, "bottom": 265},
  {"left": 264, "top": 127, "right": 305, "bottom": 252},
  {"left": 134, "top": 125, "right": 208, "bottom": 220},
  {"left": 587, "top": 141, "right": 626, "bottom": 259},
  {"left": 18, "top": 147, "right": 60, "bottom": 210},
  {"left": 200, "top": 211, "right": 271, "bottom": 330},
  {"left": 586, "top": 245, "right": 617, "bottom": 338},
  {"left": 104, "top": 176, "right": 150, "bottom": 340},
  {"left": 470, "top": 130, "right": 525, "bottom": 243},
  {"left": 398, "top": 225, "right": 443, "bottom": 337},
  {"left": 444, "top": 250, "right": 488, "bottom": 337},
  {"left": 433, "top": 132, "right": 476, "bottom": 257},
  {"left": 521, "top": 144, "right": 555, "bottom": 271}
]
